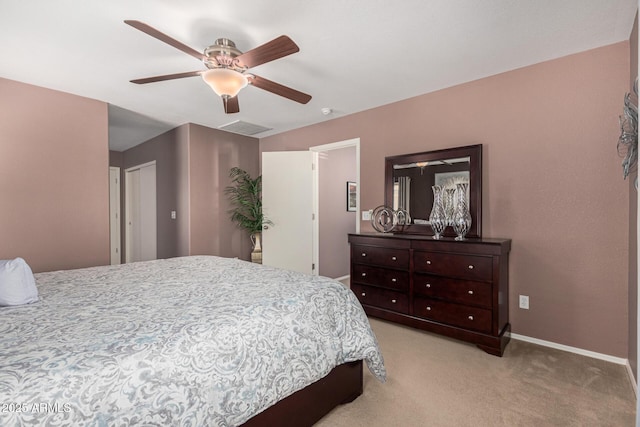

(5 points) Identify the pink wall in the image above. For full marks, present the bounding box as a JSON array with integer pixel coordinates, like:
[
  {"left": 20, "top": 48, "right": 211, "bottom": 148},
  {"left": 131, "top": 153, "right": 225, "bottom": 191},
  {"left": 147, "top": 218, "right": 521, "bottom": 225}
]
[
  {"left": 318, "top": 147, "right": 357, "bottom": 278},
  {"left": 0, "top": 77, "right": 109, "bottom": 272},
  {"left": 627, "top": 12, "right": 638, "bottom": 376},
  {"left": 120, "top": 127, "right": 183, "bottom": 260},
  {"left": 114, "top": 122, "right": 260, "bottom": 261},
  {"left": 261, "top": 42, "right": 631, "bottom": 357},
  {"left": 188, "top": 124, "right": 260, "bottom": 260}
]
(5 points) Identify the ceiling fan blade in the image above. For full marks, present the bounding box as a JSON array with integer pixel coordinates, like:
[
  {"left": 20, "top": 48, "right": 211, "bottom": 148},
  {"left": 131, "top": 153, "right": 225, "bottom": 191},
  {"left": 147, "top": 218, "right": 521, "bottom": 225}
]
[
  {"left": 248, "top": 75, "right": 312, "bottom": 104},
  {"left": 223, "top": 96, "right": 240, "bottom": 114},
  {"left": 235, "top": 36, "right": 299, "bottom": 69},
  {"left": 125, "top": 20, "right": 204, "bottom": 61},
  {"left": 130, "top": 70, "right": 203, "bottom": 84}
]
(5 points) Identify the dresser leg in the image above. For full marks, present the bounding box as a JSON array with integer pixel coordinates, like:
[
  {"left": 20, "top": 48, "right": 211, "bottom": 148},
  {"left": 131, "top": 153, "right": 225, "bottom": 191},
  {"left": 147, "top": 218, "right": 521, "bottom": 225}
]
[{"left": 476, "top": 323, "right": 511, "bottom": 357}]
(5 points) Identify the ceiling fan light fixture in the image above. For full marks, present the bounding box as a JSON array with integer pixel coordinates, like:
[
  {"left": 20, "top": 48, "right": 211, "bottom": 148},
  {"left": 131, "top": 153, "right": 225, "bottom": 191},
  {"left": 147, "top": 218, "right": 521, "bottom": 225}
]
[
  {"left": 126, "top": 21, "right": 311, "bottom": 112},
  {"left": 202, "top": 68, "right": 248, "bottom": 98}
]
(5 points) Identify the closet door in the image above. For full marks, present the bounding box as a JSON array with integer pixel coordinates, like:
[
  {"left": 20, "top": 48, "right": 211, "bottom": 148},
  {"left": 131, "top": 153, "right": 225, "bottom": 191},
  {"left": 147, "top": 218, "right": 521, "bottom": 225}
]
[{"left": 125, "top": 162, "right": 157, "bottom": 262}]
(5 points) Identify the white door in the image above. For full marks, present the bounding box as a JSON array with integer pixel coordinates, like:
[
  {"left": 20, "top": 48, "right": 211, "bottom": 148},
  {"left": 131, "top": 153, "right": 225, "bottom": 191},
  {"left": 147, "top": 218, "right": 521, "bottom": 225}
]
[
  {"left": 109, "top": 167, "right": 121, "bottom": 265},
  {"left": 262, "top": 151, "right": 315, "bottom": 274},
  {"left": 125, "top": 162, "right": 157, "bottom": 263}
]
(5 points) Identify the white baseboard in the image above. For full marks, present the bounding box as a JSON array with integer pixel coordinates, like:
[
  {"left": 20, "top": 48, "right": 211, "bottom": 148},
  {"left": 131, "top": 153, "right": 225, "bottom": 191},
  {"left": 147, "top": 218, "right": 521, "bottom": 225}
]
[
  {"left": 510, "top": 333, "right": 637, "bottom": 397},
  {"left": 510, "top": 333, "right": 627, "bottom": 364},
  {"left": 625, "top": 360, "right": 638, "bottom": 398},
  {"left": 334, "top": 275, "right": 350, "bottom": 282}
]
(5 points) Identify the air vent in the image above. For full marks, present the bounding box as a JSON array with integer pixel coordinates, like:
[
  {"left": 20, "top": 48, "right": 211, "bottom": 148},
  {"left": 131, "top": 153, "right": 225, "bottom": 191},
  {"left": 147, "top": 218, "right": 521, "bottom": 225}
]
[{"left": 218, "top": 120, "right": 273, "bottom": 136}]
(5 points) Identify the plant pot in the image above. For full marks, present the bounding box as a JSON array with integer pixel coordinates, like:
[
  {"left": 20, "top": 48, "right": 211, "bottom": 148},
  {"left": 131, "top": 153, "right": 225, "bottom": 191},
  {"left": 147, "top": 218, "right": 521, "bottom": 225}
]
[{"left": 250, "top": 232, "right": 263, "bottom": 264}]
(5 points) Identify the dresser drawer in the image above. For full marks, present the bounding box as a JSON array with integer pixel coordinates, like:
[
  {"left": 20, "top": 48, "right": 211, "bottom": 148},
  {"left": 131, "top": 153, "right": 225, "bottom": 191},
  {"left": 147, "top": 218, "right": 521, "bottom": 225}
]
[
  {"left": 413, "top": 251, "right": 492, "bottom": 281},
  {"left": 352, "top": 245, "right": 409, "bottom": 269},
  {"left": 413, "top": 274, "right": 492, "bottom": 308},
  {"left": 353, "top": 265, "right": 409, "bottom": 291},
  {"left": 413, "top": 296, "right": 492, "bottom": 333},
  {"left": 351, "top": 283, "right": 409, "bottom": 314}
]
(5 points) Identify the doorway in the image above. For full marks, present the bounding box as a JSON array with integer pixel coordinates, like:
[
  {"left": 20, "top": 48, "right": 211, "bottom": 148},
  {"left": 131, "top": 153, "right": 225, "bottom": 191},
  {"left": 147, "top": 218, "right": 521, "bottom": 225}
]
[
  {"left": 310, "top": 138, "right": 360, "bottom": 280},
  {"left": 125, "top": 161, "right": 157, "bottom": 263},
  {"left": 261, "top": 139, "right": 360, "bottom": 277}
]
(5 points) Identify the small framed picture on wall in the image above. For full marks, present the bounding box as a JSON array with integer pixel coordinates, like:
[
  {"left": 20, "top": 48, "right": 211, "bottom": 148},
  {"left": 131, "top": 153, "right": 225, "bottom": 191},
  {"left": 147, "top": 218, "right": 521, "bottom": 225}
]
[{"left": 347, "top": 181, "right": 357, "bottom": 212}]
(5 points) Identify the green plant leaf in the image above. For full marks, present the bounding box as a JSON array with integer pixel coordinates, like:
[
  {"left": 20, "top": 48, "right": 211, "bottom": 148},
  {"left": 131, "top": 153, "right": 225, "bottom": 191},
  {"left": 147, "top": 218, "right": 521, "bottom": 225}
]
[{"left": 224, "top": 167, "right": 272, "bottom": 234}]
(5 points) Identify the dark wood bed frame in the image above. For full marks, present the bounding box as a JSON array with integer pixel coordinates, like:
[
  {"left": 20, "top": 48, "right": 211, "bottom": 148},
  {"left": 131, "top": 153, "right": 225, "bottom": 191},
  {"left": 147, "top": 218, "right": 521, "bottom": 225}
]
[{"left": 241, "top": 360, "right": 363, "bottom": 426}]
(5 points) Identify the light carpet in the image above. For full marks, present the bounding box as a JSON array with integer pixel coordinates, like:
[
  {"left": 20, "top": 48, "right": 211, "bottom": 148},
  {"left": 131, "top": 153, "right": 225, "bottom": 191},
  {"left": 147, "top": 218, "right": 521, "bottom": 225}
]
[{"left": 316, "top": 318, "right": 636, "bottom": 426}]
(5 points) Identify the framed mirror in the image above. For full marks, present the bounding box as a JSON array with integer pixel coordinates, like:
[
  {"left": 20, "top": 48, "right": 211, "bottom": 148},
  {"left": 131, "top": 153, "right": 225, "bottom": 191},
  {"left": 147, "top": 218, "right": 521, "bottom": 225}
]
[{"left": 384, "top": 144, "right": 482, "bottom": 238}]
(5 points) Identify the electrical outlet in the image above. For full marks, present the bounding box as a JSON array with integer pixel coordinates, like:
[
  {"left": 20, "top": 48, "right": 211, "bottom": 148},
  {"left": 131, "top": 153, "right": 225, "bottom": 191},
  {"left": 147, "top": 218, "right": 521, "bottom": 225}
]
[
  {"left": 519, "top": 295, "right": 530, "bottom": 310},
  {"left": 362, "top": 210, "right": 372, "bottom": 221}
]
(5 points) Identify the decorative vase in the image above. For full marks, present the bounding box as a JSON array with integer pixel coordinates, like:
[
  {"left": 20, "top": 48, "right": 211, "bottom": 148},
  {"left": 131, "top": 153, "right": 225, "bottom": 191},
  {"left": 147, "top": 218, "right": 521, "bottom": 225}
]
[
  {"left": 395, "top": 208, "right": 411, "bottom": 232},
  {"left": 443, "top": 187, "right": 456, "bottom": 227},
  {"left": 429, "top": 186, "right": 447, "bottom": 239},
  {"left": 452, "top": 183, "right": 472, "bottom": 241},
  {"left": 250, "top": 232, "right": 263, "bottom": 264}
]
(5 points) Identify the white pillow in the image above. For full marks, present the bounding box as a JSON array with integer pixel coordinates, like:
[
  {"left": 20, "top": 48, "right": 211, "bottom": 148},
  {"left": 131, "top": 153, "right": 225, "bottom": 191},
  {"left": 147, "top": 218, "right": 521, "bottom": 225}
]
[{"left": 0, "top": 257, "right": 39, "bottom": 306}]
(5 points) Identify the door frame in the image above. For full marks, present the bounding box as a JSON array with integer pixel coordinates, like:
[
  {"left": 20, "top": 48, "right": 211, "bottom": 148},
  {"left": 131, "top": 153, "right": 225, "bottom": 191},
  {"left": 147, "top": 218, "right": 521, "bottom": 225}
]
[
  {"left": 109, "top": 166, "right": 121, "bottom": 265},
  {"left": 310, "top": 138, "right": 360, "bottom": 277}
]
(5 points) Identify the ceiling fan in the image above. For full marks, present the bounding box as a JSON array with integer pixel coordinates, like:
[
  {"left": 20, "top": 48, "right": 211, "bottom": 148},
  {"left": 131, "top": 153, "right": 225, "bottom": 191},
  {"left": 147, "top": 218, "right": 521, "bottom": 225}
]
[{"left": 124, "top": 20, "right": 312, "bottom": 114}]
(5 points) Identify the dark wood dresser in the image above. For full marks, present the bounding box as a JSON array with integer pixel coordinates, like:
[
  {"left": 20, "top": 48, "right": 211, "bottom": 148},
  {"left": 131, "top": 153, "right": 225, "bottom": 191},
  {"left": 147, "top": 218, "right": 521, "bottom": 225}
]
[{"left": 349, "top": 233, "right": 511, "bottom": 356}]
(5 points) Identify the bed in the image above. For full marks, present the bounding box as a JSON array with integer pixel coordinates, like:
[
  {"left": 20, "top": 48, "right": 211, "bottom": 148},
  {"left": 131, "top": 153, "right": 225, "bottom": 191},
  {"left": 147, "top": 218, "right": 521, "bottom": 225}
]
[{"left": 0, "top": 256, "right": 386, "bottom": 426}]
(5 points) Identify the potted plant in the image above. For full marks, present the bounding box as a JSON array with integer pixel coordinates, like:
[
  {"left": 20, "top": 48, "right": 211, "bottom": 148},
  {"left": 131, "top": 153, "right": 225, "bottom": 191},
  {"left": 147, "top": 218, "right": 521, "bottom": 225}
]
[{"left": 224, "top": 167, "right": 272, "bottom": 263}]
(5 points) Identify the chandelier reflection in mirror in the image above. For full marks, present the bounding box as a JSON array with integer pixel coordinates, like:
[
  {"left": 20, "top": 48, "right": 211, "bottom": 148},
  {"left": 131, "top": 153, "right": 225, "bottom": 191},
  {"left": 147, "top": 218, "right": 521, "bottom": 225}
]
[{"left": 618, "top": 77, "right": 638, "bottom": 181}]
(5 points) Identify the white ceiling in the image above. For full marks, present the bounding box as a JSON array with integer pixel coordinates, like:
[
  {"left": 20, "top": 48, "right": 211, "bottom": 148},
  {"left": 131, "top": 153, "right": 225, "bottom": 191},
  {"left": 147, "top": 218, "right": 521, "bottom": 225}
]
[{"left": 0, "top": 0, "right": 637, "bottom": 151}]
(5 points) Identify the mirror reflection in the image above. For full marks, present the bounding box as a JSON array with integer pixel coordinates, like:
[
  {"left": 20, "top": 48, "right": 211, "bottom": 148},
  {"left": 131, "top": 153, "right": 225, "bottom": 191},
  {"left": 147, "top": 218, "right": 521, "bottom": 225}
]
[
  {"left": 384, "top": 144, "right": 482, "bottom": 238},
  {"left": 392, "top": 157, "right": 470, "bottom": 223}
]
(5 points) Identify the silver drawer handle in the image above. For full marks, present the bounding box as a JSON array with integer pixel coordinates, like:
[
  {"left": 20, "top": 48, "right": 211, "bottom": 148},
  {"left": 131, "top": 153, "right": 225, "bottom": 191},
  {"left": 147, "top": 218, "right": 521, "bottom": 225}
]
[
  {"left": 468, "top": 290, "right": 474, "bottom": 295},
  {"left": 391, "top": 278, "right": 397, "bottom": 282},
  {"left": 468, "top": 265, "right": 474, "bottom": 269},
  {"left": 361, "top": 273, "right": 367, "bottom": 277},
  {"left": 361, "top": 253, "right": 367, "bottom": 257},
  {"left": 391, "top": 299, "right": 397, "bottom": 303},
  {"left": 426, "top": 306, "right": 431, "bottom": 311},
  {"left": 425, "top": 283, "right": 431, "bottom": 288},
  {"left": 468, "top": 315, "right": 474, "bottom": 321},
  {"left": 391, "top": 256, "right": 397, "bottom": 261},
  {"left": 426, "top": 260, "right": 432, "bottom": 265},
  {"left": 361, "top": 292, "right": 366, "bottom": 297}
]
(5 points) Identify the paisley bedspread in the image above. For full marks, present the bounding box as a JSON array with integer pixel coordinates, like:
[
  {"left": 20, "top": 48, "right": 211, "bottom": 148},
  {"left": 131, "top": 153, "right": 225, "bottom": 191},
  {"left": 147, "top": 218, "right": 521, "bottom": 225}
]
[{"left": 0, "top": 256, "right": 386, "bottom": 426}]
